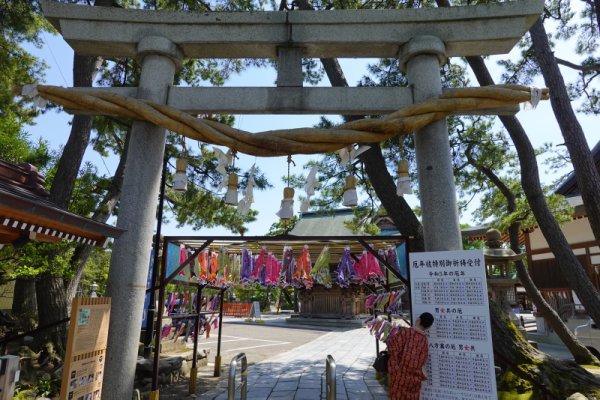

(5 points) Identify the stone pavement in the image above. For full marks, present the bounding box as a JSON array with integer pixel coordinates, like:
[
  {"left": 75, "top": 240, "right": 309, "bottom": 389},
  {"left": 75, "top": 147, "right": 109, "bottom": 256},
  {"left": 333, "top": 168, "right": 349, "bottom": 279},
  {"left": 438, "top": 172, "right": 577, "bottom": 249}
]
[
  {"left": 200, "top": 325, "right": 388, "bottom": 399},
  {"left": 164, "top": 318, "right": 580, "bottom": 400}
]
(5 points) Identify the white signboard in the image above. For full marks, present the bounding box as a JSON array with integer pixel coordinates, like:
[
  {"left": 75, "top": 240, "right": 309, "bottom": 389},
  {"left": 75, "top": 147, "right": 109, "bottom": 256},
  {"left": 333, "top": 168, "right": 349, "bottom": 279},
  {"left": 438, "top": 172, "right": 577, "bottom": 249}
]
[
  {"left": 250, "top": 301, "right": 262, "bottom": 320},
  {"left": 410, "top": 249, "right": 497, "bottom": 400}
]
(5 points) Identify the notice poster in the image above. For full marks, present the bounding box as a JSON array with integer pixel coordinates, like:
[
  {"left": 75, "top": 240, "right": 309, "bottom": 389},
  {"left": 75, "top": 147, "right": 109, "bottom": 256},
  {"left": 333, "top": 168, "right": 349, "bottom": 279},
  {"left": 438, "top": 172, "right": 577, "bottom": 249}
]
[
  {"left": 409, "top": 250, "right": 497, "bottom": 400},
  {"left": 60, "top": 297, "right": 111, "bottom": 400}
]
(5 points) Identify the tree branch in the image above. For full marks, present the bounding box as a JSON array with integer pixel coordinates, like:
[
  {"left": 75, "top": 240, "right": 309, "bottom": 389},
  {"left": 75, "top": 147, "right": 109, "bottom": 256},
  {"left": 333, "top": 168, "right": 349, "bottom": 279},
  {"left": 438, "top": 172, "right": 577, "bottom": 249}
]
[{"left": 555, "top": 57, "right": 600, "bottom": 73}]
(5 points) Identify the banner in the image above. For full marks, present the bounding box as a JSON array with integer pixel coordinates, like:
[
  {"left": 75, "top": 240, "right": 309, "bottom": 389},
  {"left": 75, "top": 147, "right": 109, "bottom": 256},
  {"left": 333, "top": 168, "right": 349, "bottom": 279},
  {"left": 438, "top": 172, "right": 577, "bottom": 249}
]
[
  {"left": 410, "top": 249, "right": 497, "bottom": 400},
  {"left": 60, "top": 297, "right": 111, "bottom": 400},
  {"left": 141, "top": 249, "right": 154, "bottom": 329},
  {"left": 166, "top": 242, "right": 181, "bottom": 278}
]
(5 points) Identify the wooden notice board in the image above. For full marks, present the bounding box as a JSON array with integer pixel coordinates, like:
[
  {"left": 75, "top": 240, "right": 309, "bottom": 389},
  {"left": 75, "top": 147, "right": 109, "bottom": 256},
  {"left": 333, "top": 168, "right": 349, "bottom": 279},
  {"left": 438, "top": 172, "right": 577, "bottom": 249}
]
[{"left": 60, "top": 297, "right": 111, "bottom": 400}]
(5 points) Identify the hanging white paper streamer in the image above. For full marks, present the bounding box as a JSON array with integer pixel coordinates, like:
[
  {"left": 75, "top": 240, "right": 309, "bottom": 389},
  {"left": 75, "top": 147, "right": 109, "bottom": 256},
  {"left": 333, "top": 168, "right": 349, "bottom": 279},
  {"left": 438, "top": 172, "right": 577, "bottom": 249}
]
[
  {"left": 238, "top": 165, "right": 256, "bottom": 216},
  {"left": 522, "top": 87, "right": 542, "bottom": 111},
  {"left": 213, "top": 147, "right": 233, "bottom": 191},
  {"left": 21, "top": 84, "right": 49, "bottom": 109},
  {"left": 300, "top": 165, "right": 318, "bottom": 212},
  {"left": 338, "top": 145, "right": 370, "bottom": 165}
]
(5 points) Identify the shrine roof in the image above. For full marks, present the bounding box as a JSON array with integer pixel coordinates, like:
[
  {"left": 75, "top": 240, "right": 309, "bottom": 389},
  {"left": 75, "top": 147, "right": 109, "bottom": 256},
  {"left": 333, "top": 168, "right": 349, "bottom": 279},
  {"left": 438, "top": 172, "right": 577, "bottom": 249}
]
[{"left": 0, "top": 160, "right": 124, "bottom": 247}]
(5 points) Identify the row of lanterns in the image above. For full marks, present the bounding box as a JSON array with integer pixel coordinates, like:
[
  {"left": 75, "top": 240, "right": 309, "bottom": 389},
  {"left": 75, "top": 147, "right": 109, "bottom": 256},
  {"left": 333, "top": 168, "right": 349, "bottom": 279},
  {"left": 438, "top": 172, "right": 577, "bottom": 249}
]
[{"left": 172, "top": 145, "right": 413, "bottom": 221}]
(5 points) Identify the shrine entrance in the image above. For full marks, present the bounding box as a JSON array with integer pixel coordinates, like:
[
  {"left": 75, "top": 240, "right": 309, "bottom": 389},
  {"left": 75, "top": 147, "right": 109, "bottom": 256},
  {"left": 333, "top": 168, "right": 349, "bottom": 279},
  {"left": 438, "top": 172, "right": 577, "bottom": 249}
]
[
  {"left": 155, "top": 234, "right": 409, "bottom": 395},
  {"left": 32, "top": 1, "right": 545, "bottom": 398}
]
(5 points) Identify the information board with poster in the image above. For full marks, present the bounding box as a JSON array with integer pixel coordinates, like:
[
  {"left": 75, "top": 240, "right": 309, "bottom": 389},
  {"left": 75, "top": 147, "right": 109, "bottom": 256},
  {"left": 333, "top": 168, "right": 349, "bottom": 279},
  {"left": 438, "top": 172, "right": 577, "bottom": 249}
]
[
  {"left": 60, "top": 297, "right": 111, "bottom": 400},
  {"left": 409, "top": 249, "right": 497, "bottom": 400}
]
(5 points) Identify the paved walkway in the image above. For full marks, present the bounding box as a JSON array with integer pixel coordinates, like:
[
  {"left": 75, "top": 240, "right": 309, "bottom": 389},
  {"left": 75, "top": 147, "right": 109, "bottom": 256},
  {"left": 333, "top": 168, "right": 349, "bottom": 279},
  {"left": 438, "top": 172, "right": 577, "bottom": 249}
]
[
  {"left": 167, "top": 318, "right": 577, "bottom": 399},
  {"left": 200, "top": 325, "right": 388, "bottom": 399}
]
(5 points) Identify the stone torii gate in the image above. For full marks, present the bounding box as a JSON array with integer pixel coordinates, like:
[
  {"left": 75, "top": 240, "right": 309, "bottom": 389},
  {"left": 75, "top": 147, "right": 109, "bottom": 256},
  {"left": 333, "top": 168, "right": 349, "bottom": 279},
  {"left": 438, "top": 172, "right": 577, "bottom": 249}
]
[{"left": 41, "top": 0, "right": 543, "bottom": 398}]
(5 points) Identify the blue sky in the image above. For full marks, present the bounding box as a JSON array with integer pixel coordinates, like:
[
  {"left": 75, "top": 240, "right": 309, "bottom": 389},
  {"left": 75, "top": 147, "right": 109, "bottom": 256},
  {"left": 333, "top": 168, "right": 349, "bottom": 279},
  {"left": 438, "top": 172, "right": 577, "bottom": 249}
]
[{"left": 24, "top": 23, "right": 598, "bottom": 237}]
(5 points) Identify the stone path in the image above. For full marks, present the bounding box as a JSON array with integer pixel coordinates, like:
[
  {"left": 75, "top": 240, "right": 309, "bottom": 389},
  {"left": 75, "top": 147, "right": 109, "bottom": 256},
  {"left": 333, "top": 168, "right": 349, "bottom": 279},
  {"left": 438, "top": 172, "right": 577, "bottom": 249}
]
[{"left": 201, "top": 326, "right": 388, "bottom": 399}]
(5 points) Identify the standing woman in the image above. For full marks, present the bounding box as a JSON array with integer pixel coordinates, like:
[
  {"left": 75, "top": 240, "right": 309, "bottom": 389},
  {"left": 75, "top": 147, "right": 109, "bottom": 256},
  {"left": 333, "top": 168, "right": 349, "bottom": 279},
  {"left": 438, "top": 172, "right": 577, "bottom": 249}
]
[{"left": 386, "top": 312, "right": 434, "bottom": 400}]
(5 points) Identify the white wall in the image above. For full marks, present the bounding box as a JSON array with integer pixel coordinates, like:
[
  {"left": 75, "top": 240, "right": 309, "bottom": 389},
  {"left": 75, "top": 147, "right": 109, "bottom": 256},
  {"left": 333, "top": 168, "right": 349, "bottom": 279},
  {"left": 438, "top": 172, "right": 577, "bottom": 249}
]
[{"left": 529, "top": 217, "right": 594, "bottom": 251}]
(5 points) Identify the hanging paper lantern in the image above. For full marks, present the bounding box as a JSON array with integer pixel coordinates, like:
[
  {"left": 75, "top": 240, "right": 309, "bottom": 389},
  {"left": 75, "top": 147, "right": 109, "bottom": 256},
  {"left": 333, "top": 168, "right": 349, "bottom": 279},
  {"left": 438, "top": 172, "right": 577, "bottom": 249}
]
[
  {"left": 396, "top": 159, "right": 411, "bottom": 196},
  {"left": 276, "top": 187, "right": 295, "bottom": 220},
  {"left": 342, "top": 175, "right": 358, "bottom": 207},
  {"left": 173, "top": 158, "right": 188, "bottom": 192},
  {"left": 224, "top": 172, "right": 239, "bottom": 205}
]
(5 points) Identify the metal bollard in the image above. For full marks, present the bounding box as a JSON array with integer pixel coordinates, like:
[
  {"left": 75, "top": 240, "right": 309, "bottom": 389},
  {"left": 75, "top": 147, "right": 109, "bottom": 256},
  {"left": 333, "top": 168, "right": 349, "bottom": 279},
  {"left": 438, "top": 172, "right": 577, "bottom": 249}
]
[
  {"left": 228, "top": 352, "right": 247, "bottom": 400},
  {"left": 326, "top": 354, "right": 336, "bottom": 400}
]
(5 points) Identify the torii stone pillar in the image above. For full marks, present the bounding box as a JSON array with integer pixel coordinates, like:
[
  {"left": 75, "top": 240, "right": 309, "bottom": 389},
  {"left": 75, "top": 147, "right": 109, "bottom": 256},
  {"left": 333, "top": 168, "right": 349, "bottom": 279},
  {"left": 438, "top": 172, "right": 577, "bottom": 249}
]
[
  {"left": 102, "top": 37, "right": 182, "bottom": 399},
  {"left": 400, "top": 36, "right": 463, "bottom": 251}
]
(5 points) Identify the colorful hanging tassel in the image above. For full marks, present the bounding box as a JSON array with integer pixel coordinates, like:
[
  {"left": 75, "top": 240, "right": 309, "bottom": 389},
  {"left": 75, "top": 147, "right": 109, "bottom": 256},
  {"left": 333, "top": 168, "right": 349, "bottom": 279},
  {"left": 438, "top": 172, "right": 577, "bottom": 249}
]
[
  {"left": 295, "top": 245, "right": 313, "bottom": 289},
  {"left": 336, "top": 246, "right": 357, "bottom": 288},
  {"left": 355, "top": 246, "right": 386, "bottom": 286},
  {"left": 230, "top": 253, "right": 241, "bottom": 283},
  {"left": 311, "top": 246, "right": 332, "bottom": 288},
  {"left": 386, "top": 246, "right": 400, "bottom": 272},
  {"left": 216, "top": 246, "right": 229, "bottom": 287},
  {"left": 265, "top": 253, "right": 281, "bottom": 287},
  {"left": 241, "top": 247, "right": 253, "bottom": 284},
  {"left": 281, "top": 246, "right": 295, "bottom": 287},
  {"left": 365, "top": 247, "right": 385, "bottom": 286},
  {"left": 355, "top": 251, "right": 368, "bottom": 282},
  {"left": 197, "top": 251, "right": 209, "bottom": 283},
  {"left": 179, "top": 245, "right": 187, "bottom": 277},
  {"left": 253, "top": 246, "right": 267, "bottom": 283},
  {"left": 209, "top": 251, "right": 219, "bottom": 283}
]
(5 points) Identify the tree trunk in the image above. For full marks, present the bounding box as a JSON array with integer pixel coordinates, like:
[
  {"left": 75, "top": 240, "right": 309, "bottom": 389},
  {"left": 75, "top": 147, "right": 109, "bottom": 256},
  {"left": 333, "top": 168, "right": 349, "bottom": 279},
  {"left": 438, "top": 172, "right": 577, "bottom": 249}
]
[
  {"left": 35, "top": 269, "right": 68, "bottom": 355},
  {"left": 593, "top": 0, "right": 600, "bottom": 36},
  {"left": 499, "top": 113, "right": 600, "bottom": 327},
  {"left": 11, "top": 278, "right": 37, "bottom": 330},
  {"left": 36, "top": 0, "right": 113, "bottom": 353},
  {"left": 530, "top": 18, "right": 600, "bottom": 249},
  {"left": 465, "top": 144, "right": 599, "bottom": 365},
  {"left": 514, "top": 254, "right": 599, "bottom": 365},
  {"left": 64, "top": 129, "right": 130, "bottom": 306},
  {"left": 510, "top": 232, "right": 599, "bottom": 365},
  {"left": 490, "top": 300, "right": 600, "bottom": 398},
  {"left": 48, "top": 53, "right": 103, "bottom": 209},
  {"left": 460, "top": 42, "right": 600, "bottom": 330}
]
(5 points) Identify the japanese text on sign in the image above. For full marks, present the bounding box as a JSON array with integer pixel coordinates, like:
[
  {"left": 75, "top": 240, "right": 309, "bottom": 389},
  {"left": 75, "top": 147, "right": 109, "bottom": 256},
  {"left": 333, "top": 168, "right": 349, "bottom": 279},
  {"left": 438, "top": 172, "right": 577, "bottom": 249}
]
[{"left": 410, "top": 249, "right": 497, "bottom": 400}]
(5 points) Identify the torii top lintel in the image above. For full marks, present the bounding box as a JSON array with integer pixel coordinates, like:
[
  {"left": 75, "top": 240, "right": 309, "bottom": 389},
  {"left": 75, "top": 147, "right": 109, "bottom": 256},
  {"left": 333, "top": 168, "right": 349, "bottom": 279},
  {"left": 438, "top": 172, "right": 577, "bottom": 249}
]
[{"left": 42, "top": 0, "right": 543, "bottom": 60}]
